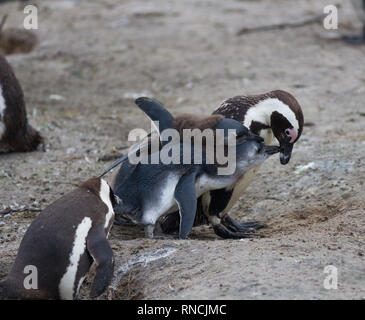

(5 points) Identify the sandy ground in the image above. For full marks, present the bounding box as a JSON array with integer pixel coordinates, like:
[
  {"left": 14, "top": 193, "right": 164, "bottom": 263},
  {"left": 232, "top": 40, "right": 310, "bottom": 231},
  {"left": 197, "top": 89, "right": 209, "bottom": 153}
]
[{"left": 0, "top": 0, "right": 364, "bottom": 299}]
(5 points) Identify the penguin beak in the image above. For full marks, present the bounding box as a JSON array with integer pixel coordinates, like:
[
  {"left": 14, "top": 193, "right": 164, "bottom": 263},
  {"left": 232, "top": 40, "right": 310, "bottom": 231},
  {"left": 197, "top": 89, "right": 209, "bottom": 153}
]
[{"left": 279, "top": 142, "right": 293, "bottom": 165}]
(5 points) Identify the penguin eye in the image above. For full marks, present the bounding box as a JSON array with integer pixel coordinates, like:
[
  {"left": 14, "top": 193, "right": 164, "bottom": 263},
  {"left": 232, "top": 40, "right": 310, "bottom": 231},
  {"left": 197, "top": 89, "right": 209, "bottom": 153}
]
[{"left": 285, "top": 129, "right": 291, "bottom": 137}]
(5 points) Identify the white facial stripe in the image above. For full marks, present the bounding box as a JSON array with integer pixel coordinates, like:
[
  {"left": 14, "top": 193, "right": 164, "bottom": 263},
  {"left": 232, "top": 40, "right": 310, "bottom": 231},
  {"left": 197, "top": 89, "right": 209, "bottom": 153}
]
[
  {"left": 99, "top": 179, "right": 115, "bottom": 232},
  {"left": 0, "top": 84, "right": 6, "bottom": 138},
  {"left": 59, "top": 217, "right": 92, "bottom": 300},
  {"left": 243, "top": 98, "right": 299, "bottom": 137}
]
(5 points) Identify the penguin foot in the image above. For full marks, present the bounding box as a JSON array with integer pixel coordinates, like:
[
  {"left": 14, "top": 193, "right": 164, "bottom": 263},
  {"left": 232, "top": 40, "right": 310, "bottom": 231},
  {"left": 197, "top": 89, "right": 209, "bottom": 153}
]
[
  {"left": 221, "top": 215, "right": 266, "bottom": 233},
  {"left": 213, "top": 224, "right": 263, "bottom": 239},
  {"left": 158, "top": 212, "right": 181, "bottom": 234}
]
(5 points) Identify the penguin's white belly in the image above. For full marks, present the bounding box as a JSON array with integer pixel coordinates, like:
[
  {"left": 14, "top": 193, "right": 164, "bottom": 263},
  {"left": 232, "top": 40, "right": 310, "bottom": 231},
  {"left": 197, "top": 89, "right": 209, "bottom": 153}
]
[{"left": 142, "top": 173, "right": 180, "bottom": 225}]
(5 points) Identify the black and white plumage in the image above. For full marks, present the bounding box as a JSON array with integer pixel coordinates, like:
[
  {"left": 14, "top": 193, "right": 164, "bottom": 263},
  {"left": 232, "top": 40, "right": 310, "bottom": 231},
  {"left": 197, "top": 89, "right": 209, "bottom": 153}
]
[
  {"left": 0, "top": 178, "right": 117, "bottom": 300},
  {"left": 158, "top": 90, "right": 304, "bottom": 238},
  {"left": 104, "top": 97, "right": 280, "bottom": 239},
  {"left": 215, "top": 90, "right": 303, "bottom": 164}
]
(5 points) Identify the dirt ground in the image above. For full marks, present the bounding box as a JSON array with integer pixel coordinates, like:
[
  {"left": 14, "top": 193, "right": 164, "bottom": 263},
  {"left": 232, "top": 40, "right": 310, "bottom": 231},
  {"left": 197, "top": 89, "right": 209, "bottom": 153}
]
[{"left": 0, "top": 0, "right": 364, "bottom": 300}]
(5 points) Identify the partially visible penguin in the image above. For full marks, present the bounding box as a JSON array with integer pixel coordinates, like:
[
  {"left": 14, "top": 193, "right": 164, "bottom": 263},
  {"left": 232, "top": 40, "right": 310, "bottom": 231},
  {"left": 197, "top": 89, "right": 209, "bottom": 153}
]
[
  {"left": 0, "top": 15, "right": 38, "bottom": 55},
  {"left": 0, "top": 178, "right": 118, "bottom": 300},
  {"left": 0, "top": 53, "right": 43, "bottom": 153},
  {"left": 158, "top": 90, "right": 304, "bottom": 238}
]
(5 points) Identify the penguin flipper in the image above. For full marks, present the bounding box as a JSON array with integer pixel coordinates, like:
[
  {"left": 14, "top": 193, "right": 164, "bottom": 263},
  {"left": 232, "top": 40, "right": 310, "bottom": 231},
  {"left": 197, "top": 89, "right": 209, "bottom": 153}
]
[
  {"left": 135, "top": 97, "right": 174, "bottom": 145},
  {"left": 174, "top": 170, "right": 198, "bottom": 239},
  {"left": 86, "top": 224, "right": 114, "bottom": 298}
]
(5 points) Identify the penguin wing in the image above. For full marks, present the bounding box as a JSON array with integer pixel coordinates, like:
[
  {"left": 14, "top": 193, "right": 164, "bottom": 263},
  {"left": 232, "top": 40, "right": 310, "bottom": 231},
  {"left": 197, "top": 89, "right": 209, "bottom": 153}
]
[
  {"left": 135, "top": 97, "right": 174, "bottom": 146},
  {"left": 174, "top": 170, "right": 198, "bottom": 239},
  {"left": 86, "top": 224, "right": 114, "bottom": 298}
]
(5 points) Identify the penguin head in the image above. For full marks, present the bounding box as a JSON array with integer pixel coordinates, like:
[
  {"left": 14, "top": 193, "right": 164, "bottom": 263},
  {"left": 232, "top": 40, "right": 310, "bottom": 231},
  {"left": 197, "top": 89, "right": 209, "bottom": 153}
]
[
  {"left": 216, "top": 90, "right": 303, "bottom": 166},
  {"left": 268, "top": 91, "right": 304, "bottom": 165},
  {"left": 270, "top": 110, "right": 302, "bottom": 165}
]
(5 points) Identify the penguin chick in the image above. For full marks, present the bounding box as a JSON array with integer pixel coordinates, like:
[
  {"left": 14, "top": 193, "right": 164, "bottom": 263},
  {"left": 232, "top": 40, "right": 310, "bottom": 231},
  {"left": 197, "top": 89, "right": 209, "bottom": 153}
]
[
  {"left": 0, "top": 178, "right": 118, "bottom": 300},
  {"left": 0, "top": 53, "right": 43, "bottom": 153},
  {"left": 105, "top": 97, "right": 279, "bottom": 239}
]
